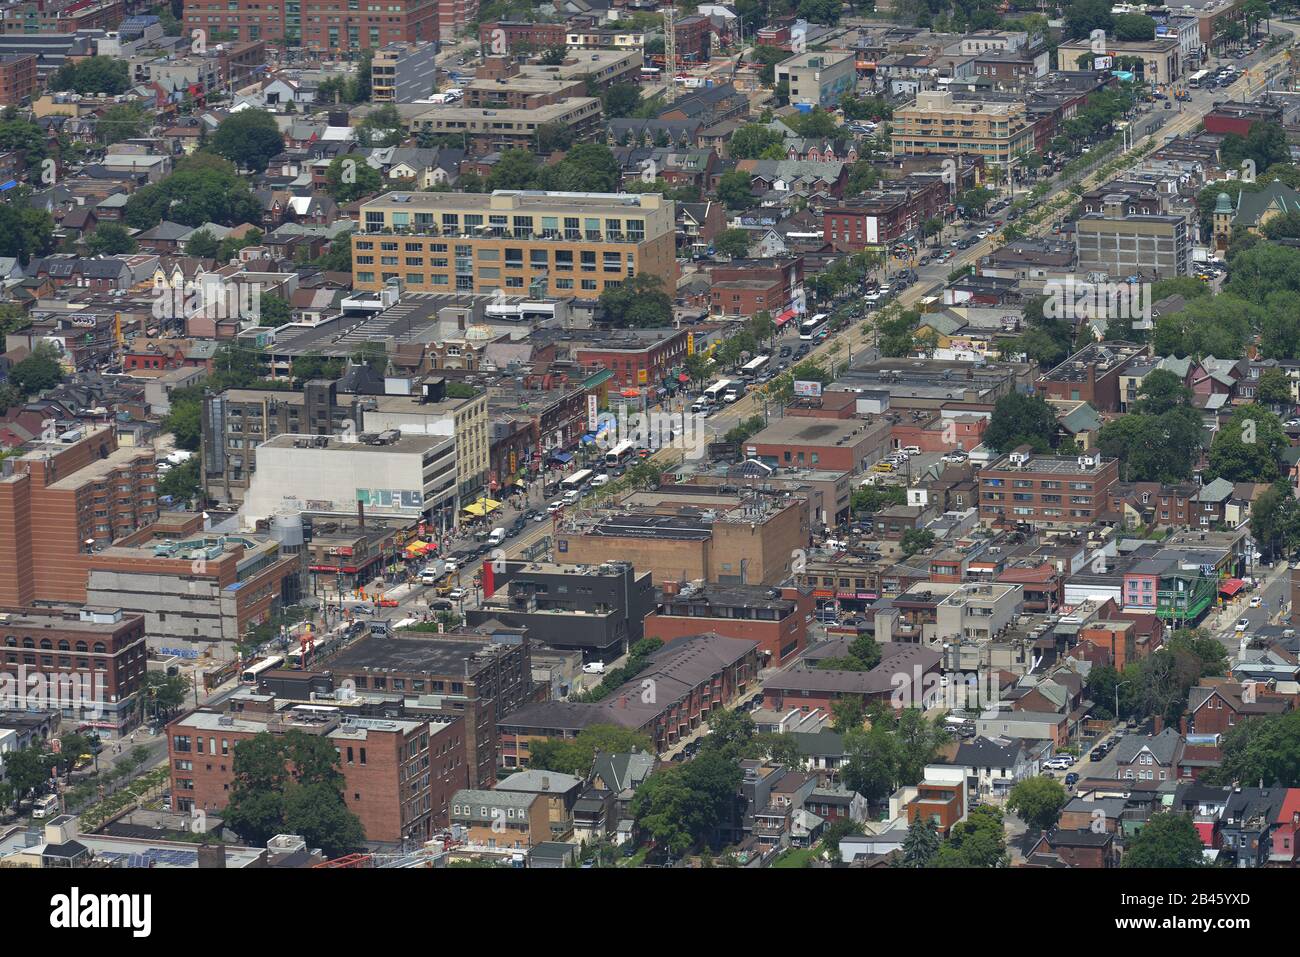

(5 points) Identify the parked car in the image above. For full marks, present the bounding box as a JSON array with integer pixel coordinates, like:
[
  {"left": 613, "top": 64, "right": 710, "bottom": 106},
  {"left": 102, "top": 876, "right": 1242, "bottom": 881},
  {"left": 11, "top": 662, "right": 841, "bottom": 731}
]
[
  {"left": 446, "top": 588, "right": 467, "bottom": 602},
  {"left": 582, "top": 661, "right": 606, "bottom": 675}
]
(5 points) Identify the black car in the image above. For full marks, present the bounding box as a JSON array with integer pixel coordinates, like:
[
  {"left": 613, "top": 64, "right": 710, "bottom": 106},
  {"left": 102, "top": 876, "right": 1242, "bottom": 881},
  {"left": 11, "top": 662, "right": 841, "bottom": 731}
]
[
  {"left": 428, "top": 597, "right": 454, "bottom": 611},
  {"left": 778, "top": 345, "right": 792, "bottom": 358}
]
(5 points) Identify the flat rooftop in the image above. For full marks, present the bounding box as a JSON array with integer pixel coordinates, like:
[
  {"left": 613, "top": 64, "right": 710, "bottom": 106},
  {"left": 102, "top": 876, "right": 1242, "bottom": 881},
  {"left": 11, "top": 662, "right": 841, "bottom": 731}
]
[{"left": 326, "top": 634, "right": 513, "bottom": 677}]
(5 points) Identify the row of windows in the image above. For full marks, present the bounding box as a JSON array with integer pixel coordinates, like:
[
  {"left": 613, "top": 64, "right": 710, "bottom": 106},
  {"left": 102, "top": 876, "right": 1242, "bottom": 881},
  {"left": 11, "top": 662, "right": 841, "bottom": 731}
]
[{"left": 4, "top": 637, "right": 108, "bottom": 652}]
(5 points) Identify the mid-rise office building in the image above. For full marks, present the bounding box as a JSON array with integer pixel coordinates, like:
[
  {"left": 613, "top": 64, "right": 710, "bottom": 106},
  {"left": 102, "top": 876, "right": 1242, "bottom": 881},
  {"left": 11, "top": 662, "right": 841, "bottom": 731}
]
[
  {"left": 370, "top": 41, "right": 439, "bottom": 103},
  {"left": 1075, "top": 194, "right": 1190, "bottom": 279},
  {"left": 774, "top": 50, "right": 856, "bottom": 108},
  {"left": 352, "top": 190, "right": 678, "bottom": 301},
  {"left": 467, "top": 561, "right": 656, "bottom": 662},
  {"left": 978, "top": 450, "right": 1120, "bottom": 528},
  {"left": 891, "top": 90, "right": 1036, "bottom": 166},
  {"left": 201, "top": 379, "right": 365, "bottom": 506}
]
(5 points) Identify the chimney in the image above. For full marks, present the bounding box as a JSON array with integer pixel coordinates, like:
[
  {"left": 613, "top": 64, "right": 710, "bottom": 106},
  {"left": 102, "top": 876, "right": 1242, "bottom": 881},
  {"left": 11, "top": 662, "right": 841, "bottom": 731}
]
[
  {"left": 1179, "top": 716, "right": 1188, "bottom": 735},
  {"left": 197, "top": 842, "right": 227, "bottom": 869},
  {"left": 1153, "top": 715, "right": 1164, "bottom": 733},
  {"left": 661, "top": 580, "right": 680, "bottom": 597}
]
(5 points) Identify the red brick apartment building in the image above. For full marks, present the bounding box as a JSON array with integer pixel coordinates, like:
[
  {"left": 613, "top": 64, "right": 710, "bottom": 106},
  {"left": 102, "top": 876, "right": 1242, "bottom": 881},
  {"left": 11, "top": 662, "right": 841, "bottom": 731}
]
[
  {"left": 182, "top": 0, "right": 439, "bottom": 51},
  {"left": 643, "top": 581, "right": 813, "bottom": 666},
  {"left": 0, "top": 425, "right": 157, "bottom": 607},
  {"left": 477, "top": 21, "right": 564, "bottom": 52},
  {"left": 2, "top": 0, "right": 125, "bottom": 33},
  {"left": 0, "top": 53, "right": 36, "bottom": 106},
  {"left": 706, "top": 257, "right": 804, "bottom": 318},
  {"left": 167, "top": 703, "right": 469, "bottom": 843},
  {"left": 575, "top": 327, "right": 689, "bottom": 390},
  {"left": 978, "top": 449, "right": 1119, "bottom": 528},
  {"left": 0, "top": 605, "right": 147, "bottom": 737},
  {"left": 323, "top": 631, "right": 534, "bottom": 788}
]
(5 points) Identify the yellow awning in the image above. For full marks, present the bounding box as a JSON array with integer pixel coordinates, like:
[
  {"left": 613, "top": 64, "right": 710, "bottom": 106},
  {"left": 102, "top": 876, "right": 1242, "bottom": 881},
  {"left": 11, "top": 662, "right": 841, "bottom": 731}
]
[{"left": 461, "top": 499, "right": 502, "bottom": 516}]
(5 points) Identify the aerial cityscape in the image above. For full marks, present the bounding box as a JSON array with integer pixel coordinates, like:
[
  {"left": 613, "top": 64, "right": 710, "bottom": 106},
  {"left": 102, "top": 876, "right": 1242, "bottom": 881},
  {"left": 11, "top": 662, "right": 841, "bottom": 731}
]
[{"left": 0, "top": 0, "right": 1296, "bottom": 896}]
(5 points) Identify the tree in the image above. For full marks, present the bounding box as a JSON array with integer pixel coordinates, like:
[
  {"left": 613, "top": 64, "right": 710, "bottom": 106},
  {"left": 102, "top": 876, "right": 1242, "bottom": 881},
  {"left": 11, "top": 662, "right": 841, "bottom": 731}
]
[
  {"left": 1122, "top": 813, "right": 1205, "bottom": 868},
  {"left": 599, "top": 274, "right": 672, "bottom": 327},
  {"left": 1131, "top": 368, "right": 1194, "bottom": 416},
  {"left": 3, "top": 745, "right": 54, "bottom": 809},
  {"left": 258, "top": 294, "right": 292, "bottom": 328},
  {"left": 324, "top": 156, "right": 384, "bottom": 204},
  {"left": 900, "top": 528, "right": 936, "bottom": 558},
  {"left": 356, "top": 103, "right": 404, "bottom": 148},
  {"left": 1220, "top": 122, "right": 1289, "bottom": 178},
  {"left": 718, "top": 170, "right": 754, "bottom": 209},
  {"left": 0, "top": 203, "right": 55, "bottom": 265},
  {"left": 49, "top": 56, "right": 129, "bottom": 95},
  {"left": 842, "top": 724, "right": 901, "bottom": 803},
  {"left": 9, "top": 343, "right": 64, "bottom": 395},
  {"left": 1112, "top": 13, "right": 1156, "bottom": 40},
  {"left": 930, "top": 805, "right": 1008, "bottom": 868},
  {"left": 729, "top": 123, "right": 785, "bottom": 160},
  {"left": 1206, "top": 404, "right": 1288, "bottom": 483},
  {"left": 96, "top": 103, "right": 151, "bottom": 144},
  {"left": 528, "top": 724, "right": 653, "bottom": 776},
  {"left": 797, "top": 0, "right": 841, "bottom": 24},
  {"left": 485, "top": 148, "right": 541, "bottom": 191},
  {"left": 1006, "top": 776, "right": 1068, "bottom": 831},
  {"left": 831, "top": 695, "right": 867, "bottom": 734},
  {"left": 1250, "top": 480, "right": 1300, "bottom": 561},
  {"left": 601, "top": 82, "right": 641, "bottom": 118},
  {"left": 1256, "top": 367, "right": 1293, "bottom": 407},
  {"left": 631, "top": 751, "right": 743, "bottom": 856},
  {"left": 1205, "top": 711, "right": 1300, "bottom": 787},
  {"left": 538, "top": 143, "right": 620, "bottom": 193},
  {"left": 984, "top": 392, "right": 1059, "bottom": 453},
  {"left": 162, "top": 394, "right": 202, "bottom": 451},
  {"left": 712, "top": 228, "right": 751, "bottom": 258},
  {"left": 210, "top": 110, "right": 285, "bottom": 173},
  {"left": 85, "top": 223, "right": 137, "bottom": 255},
  {"left": 1152, "top": 293, "right": 1255, "bottom": 359},
  {"left": 124, "top": 154, "right": 262, "bottom": 230},
  {"left": 184, "top": 228, "right": 220, "bottom": 260},
  {"left": 159, "top": 456, "right": 200, "bottom": 504},
  {"left": 224, "top": 730, "right": 365, "bottom": 854},
  {"left": 899, "top": 816, "right": 940, "bottom": 867}
]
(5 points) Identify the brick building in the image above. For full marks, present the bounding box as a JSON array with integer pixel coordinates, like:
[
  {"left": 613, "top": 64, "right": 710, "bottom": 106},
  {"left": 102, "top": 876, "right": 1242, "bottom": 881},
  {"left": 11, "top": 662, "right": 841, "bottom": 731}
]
[
  {"left": 182, "top": 0, "right": 438, "bottom": 52},
  {"left": 323, "top": 630, "right": 533, "bottom": 788},
  {"left": 643, "top": 581, "right": 813, "bottom": 667},
  {"left": 0, "top": 53, "right": 36, "bottom": 106},
  {"left": 167, "top": 703, "right": 468, "bottom": 843},
  {"left": 573, "top": 327, "right": 689, "bottom": 390},
  {"left": 0, "top": 425, "right": 158, "bottom": 607},
  {"left": 978, "top": 449, "right": 1119, "bottom": 528},
  {"left": 0, "top": 605, "right": 147, "bottom": 738}
]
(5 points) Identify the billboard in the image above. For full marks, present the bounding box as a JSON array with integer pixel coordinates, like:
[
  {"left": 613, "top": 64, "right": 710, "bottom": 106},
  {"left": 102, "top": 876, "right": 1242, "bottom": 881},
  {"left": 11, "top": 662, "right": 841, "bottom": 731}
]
[{"left": 793, "top": 380, "right": 823, "bottom": 398}]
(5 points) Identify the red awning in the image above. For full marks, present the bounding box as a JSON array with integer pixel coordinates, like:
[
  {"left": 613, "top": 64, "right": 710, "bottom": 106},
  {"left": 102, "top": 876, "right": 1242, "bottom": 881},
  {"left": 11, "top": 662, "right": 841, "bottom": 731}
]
[
  {"left": 775, "top": 308, "right": 798, "bottom": 326},
  {"left": 1219, "top": 578, "right": 1244, "bottom": 596},
  {"left": 678, "top": 373, "right": 690, "bottom": 383}
]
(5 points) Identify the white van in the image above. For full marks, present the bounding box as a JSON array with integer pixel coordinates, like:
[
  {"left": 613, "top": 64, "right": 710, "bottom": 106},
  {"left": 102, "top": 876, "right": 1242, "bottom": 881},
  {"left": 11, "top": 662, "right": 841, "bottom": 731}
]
[
  {"left": 691, "top": 397, "right": 711, "bottom": 415},
  {"left": 591, "top": 473, "right": 611, "bottom": 488},
  {"left": 723, "top": 386, "right": 740, "bottom": 403},
  {"left": 32, "top": 794, "right": 59, "bottom": 819},
  {"left": 562, "top": 489, "right": 581, "bottom": 505},
  {"left": 487, "top": 527, "right": 506, "bottom": 547}
]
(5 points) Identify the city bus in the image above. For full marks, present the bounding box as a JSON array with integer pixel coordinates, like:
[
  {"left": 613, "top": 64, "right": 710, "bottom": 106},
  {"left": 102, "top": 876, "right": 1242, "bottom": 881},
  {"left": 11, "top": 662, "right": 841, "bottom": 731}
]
[
  {"left": 1188, "top": 69, "right": 1209, "bottom": 89},
  {"left": 740, "top": 355, "right": 771, "bottom": 379},
  {"left": 241, "top": 655, "right": 284, "bottom": 684},
  {"left": 560, "top": 469, "right": 595, "bottom": 492},
  {"left": 605, "top": 439, "right": 637, "bottom": 469},
  {"left": 799, "top": 313, "right": 829, "bottom": 340},
  {"left": 701, "top": 379, "right": 732, "bottom": 406}
]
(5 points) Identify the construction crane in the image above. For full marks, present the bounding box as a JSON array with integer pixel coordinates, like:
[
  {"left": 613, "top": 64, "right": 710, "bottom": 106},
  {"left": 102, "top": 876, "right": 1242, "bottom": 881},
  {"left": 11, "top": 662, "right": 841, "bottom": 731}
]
[{"left": 663, "top": 4, "right": 677, "bottom": 103}]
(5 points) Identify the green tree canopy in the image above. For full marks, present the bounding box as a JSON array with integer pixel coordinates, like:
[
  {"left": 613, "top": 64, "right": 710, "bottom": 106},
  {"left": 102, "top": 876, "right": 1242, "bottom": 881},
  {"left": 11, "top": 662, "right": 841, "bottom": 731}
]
[{"left": 210, "top": 109, "right": 286, "bottom": 173}]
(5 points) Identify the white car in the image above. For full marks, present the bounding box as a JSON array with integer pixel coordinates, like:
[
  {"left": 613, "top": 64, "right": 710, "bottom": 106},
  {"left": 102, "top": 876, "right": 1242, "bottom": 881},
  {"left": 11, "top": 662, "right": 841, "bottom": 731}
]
[
  {"left": 446, "top": 588, "right": 467, "bottom": 602},
  {"left": 1235, "top": 618, "right": 1250, "bottom": 633},
  {"left": 547, "top": 501, "right": 564, "bottom": 514},
  {"left": 942, "top": 451, "right": 968, "bottom": 464},
  {"left": 1249, "top": 596, "right": 1262, "bottom": 608},
  {"left": 582, "top": 661, "right": 606, "bottom": 675}
]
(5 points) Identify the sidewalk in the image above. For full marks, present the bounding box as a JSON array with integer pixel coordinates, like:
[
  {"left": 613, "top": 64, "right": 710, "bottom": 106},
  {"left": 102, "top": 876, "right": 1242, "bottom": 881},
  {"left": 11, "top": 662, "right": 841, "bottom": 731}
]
[{"left": 1204, "top": 562, "right": 1292, "bottom": 634}]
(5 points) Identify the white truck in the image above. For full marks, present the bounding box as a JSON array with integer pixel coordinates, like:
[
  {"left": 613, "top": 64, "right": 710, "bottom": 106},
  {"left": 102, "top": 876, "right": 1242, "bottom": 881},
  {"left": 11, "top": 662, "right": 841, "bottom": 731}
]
[{"left": 420, "top": 559, "right": 450, "bottom": 584}]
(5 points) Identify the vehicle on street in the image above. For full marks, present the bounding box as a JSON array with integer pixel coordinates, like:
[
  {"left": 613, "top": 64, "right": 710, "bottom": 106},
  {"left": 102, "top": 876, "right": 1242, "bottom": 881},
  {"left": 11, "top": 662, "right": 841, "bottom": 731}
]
[
  {"left": 1236, "top": 618, "right": 1250, "bottom": 633},
  {"left": 1065, "top": 772, "right": 1079, "bottom": 787},
  {"left": 446, "top": 588, "right": 467, "bottom": 602},
  {"left": 1250, "top": 595, "right": 1262, "bottom": 608},
  {"left": 582, "top": 661, "right": 606, "bottom": 675},
  {"left": 32, "top": 794, "right": 60, "bottom": 819}
]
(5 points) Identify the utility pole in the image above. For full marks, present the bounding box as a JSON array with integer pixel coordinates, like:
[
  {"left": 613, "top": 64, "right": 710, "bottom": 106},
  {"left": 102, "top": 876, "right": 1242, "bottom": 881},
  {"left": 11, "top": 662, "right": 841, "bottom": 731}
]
[{"left": 664, "top": 4, "right": 677, "bottom": 104}]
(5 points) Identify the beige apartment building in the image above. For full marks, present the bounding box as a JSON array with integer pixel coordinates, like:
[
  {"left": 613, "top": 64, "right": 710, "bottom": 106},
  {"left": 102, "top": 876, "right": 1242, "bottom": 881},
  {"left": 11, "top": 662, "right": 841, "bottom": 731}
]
[
  {"left": 352, "top": 190, "right": 679, "bottom": 301},
  {"left": 891, "top": 90, "right": 1035, "bottom": 165},
  {"left": 410, "top": 98, "right": 603, "bottom": 154}
]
